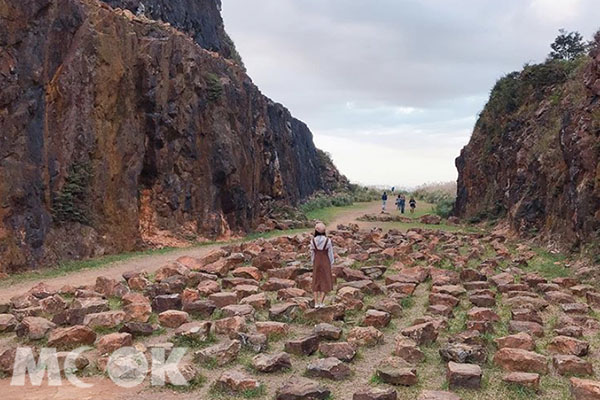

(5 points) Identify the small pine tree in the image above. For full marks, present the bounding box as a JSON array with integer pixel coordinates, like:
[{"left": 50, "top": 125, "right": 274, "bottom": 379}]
[{"left": 548, "top": 29, "right": 586, "bottom": 61}]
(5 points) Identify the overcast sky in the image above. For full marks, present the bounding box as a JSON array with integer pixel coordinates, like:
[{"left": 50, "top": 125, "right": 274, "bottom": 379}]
[{"left": 222, "top": 0, "right": 599, "bottom": 188}]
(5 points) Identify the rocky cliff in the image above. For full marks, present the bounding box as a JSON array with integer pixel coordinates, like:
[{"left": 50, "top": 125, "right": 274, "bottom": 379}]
[
  {"left": 456, "top": 38, "right": 600, "bottom": 250},
  {"left": 0, "top": 0, "right": 347, "bottom": 272}
]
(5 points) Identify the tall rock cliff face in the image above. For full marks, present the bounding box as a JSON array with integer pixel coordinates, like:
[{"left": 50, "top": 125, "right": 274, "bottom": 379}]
[
  {"left": 102, "top": 0, "right": 243, "bottom": 65},
  {"left": 0, "top": 0, "right": 347, "bottom": 272},
  {"left": 456, "top": 39, "right": 600, "bottom": 249}
]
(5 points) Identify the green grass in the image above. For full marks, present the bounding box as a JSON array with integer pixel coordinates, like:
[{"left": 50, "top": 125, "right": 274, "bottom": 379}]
[
  {"left": 305, "top": 201, "right": 373, "bottom": 224},
  {"left": 170, "top": 332, "right": 217, "bottom": 349},
  {"left": 523, "top": 248, "right": 569, "bottom": 279},
  {"left": 165, "top": 374, "right": 206, "bottom": 392}
]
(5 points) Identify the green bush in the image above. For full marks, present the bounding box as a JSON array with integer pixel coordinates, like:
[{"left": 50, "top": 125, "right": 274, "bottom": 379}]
[
  {"left": 52, "top": 162, "right": 92, "bottom": 225},
  {"left": 434, "top": 198, "right": 455, "bottom": 218},
  {"left": 299, "top": 185, "right": 379, "bottom": 216},
  {"left": 205, "top": 73, "right": 223, "bottom": 102}
]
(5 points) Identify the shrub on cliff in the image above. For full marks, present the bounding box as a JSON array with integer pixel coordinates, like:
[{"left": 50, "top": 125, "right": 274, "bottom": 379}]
[
  {"left": 548, "top": 29, "right": 587, "bottom": 61},
  {"left": 52, "top": 163, "right": 92, "bottom": 225}
]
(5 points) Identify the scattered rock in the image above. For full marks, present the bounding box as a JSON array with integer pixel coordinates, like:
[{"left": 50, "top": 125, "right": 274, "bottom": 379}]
[
  {"left": 447, "top": 361, "right": 482, "bottom": 389},
  {"left": 306, "top": 357, "right": 351, "bottom": 380},
  {"left": 494, "top": 348, "right": 548, "bottom": 374},
  {"left": 252, "top": 352, "right": 291, "bottom": 372},
  {"left": 275, "top": 377, "right": 331, "bottom": 400}
]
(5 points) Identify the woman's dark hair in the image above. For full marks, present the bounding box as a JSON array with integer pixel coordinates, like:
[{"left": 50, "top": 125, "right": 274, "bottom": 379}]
[{"left": 314, "top": 230, "right": 326, "bottom": 236}]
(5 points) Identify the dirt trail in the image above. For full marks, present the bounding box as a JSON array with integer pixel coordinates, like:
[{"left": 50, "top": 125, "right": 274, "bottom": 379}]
[{"left": 0, "top": 201, "right": 382, "bottom": 303}]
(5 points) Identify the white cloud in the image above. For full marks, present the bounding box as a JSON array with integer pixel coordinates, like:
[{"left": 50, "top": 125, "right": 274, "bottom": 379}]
[
  {"left": 222, "top": 0, "right": 600, "bottom": 185},
  {"left": 530, "top": 0, "right": 582, "bottom": 22}
]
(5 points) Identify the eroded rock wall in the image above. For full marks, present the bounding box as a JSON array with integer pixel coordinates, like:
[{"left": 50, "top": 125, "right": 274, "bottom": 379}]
[
  {"left": 0, "top": 0, "right": 346, "bottom": 272},
  {"left": 455, "top": 41, "right": 600, "bottom": 249}
]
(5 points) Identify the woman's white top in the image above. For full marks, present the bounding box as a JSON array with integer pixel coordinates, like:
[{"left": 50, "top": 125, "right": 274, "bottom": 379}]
[{"left": 310, "top": 235, "right": 335, "bottom": 265}]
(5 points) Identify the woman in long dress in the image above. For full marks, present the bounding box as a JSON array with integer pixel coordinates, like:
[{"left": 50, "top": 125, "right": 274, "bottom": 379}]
[{"left": 310, "top": 222, "right": 334, "bottom": 308}]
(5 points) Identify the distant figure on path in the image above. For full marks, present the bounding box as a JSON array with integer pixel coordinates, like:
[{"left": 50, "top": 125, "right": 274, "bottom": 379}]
[
  {"left": 381, "top": 192, "right": 388, "bottom": 213},
  {"left": 391, "top": 186, "right": 395, "bottom": 194},
  {"left": 396, "top": 194, "right": 406, "bottom": 213},
  {"left": 310, "top": 222, "right": 334, "bottom": 308},
  {"left": 409, "top": 197, "right": 417, "bottom": 214}
]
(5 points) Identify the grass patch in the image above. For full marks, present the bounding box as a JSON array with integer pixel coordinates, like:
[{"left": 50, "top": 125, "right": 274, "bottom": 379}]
[
  {"left": 209, "top": 383, "right": 267, "bottom": 399},
  {"left": 524, "top": 249, "right": 569, "bottom": 279},
  {"left": 369, "top": 373, "right": 383, "bottom": 385},
  {"left": 165, "top": 374, "right": 205, "bottom": 393},
  {"left": 401, "top": 296, "right": 415, "bottom": 309},
  {"left": 171, "top": 332, "right": 217, "bottom": 349},
  {"left": 306, "top": 202, "right": 372, "bottom": 224},
  {"left": 108, "top": 297, "right": 122, "bottom": 310}
]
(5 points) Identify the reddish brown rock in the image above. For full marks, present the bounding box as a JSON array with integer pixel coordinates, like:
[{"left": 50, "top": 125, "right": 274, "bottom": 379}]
[
  {"left": 502, "top": 372, "right": 540, "bottom": 390},
  {"left": 194, "top": 340, "right": 241, "bottom": 366},
  {"left": 318, "top": 342, "right": 356, "bottom": 362},
  {"left": 214, "top": 316, "right": 247, "bottom": 335},
  {"left": 304, "top": 305, "right": 345, "bottom": 322},
  {"left": 275, "top": 377, "right": 331, "bottom": 400},
  {"left": 547, "top": 336, "right": 589, "bottom": 356},
  {"left": 393, "top": 337, "right": 425, "bottom": 363},
  {"left": 446, "top": 362, "right": 482, "bottom": 389},
  {"left": 232, "top": 266, "right": 263, "bottom": 281},
  {"left": 376, "top": 356, "right": 418, "bottom": 386},
  {"left": 401, "top": 322, "right": 438, "bottom": 345},
  {"left": 306, "top": 357, "right": 351, "bottom": 380},
  {"left": 508, "top": 320, "right": 544, "bottom": 337},
  {"left": 83, "top": 311, "right": 126, "bottom": 330},
  {"left": 256, "top": 321, "right": 289, "bottom": 338},
  {"left": 490, "top": 272, "right": 514, "bottom": 287},
  {"left": 467, "top": 307, "right": 499, "bottom": 322},
  {"left": 348, "top": 326, "right": 384, "bottom": 347},
  {"left": 0, "top": 314, "right": 17, "bottom": 332},
  {"left": 313, "top": 323, "right": 342, "bottom": 340},
  {"left": 197, "top": 280, "right": 221, "bottom": 296},
  {"left": 494, "top": 332, "right": 535, "bottom": 350},
  {"left": 240, "top": 293, "right": 270, "bottom": 309},
  {"left": 262, "top": 278, "right": 296, "bottom": 292},
  {"left": 570, "top": 377, "right": 600, "bottom": 399},
  {"left": 96, "top": 332, "right": 132, "bottom": 354},
  {"left": 353, "top": 387, "right": 397, "bottom": 400},
  {"left": 553, "top": 355, "right": 593, "bottom": 376},
  {"left": 16, "top": 316, "right": 56, "bottom": 340},
  {"left": 48, "top": 325, "right": 96, "bottom": 347},
  {"left": 216, "top": 370, "right": 260, "bottom": 392},
  {"left": 417, "top": 391, "right": 461, "bottom": 400},
  {"left": 363, "top": 309, "right": 391, "bottom": 328},
  {"left": 252, "top": 352, "right": 291, "bottom": 373},
  {"left": 158, "top": 310, "right": 190, "bottom": 328},
  {"left": 494, "top": 348, "right": 548, "bottom": 373},
  {"left": 208, "top": 292, "right": 238, "bottom": 308},
  {"left": 284, "top": 335, "right": 320, "bottom": 356},
  {"left": 174, "top": 321, "right": 212, "bottom": 341}
]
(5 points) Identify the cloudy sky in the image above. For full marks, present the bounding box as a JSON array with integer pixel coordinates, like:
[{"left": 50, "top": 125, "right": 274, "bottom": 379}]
[{"left": 222, "top": 0, "right": 599, "bottom": 188}]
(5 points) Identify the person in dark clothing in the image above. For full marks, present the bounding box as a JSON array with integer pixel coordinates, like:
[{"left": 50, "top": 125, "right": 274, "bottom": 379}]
[
  {"left": 381, "top": 192, "right": 388, "bottom": 213},
  {"left": 396, "top": 194, "right": 406, "bottom": 213},
  {"left": 409, "top": 197, "right": 417, "bottom": 214}
]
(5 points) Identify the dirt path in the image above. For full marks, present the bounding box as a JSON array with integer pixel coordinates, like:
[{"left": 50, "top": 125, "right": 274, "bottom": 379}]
[{"left": 0, "top": 201, "right": 382, "bottom": 303}]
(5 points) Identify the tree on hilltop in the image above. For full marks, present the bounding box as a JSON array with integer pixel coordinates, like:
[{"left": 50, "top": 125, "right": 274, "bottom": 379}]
[{"left": 548, "top": 29, "right": 586, "bottom": 61}]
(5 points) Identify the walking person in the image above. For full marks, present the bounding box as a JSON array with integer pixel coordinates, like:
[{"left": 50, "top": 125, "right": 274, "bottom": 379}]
[
  {"left": 409, "top": 197, "right": 417, "bottom": 214},
  {"left": 310, "top": 222, "right": 334, "bottom": 308},
  {"left": 381, "top": 191, "right": 388, "bottom": 213},
  {"left": 396, "top": 194, "right": 406, "bottom": 214}
]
